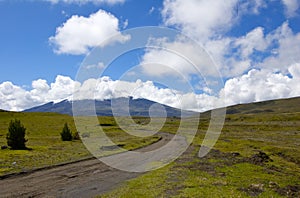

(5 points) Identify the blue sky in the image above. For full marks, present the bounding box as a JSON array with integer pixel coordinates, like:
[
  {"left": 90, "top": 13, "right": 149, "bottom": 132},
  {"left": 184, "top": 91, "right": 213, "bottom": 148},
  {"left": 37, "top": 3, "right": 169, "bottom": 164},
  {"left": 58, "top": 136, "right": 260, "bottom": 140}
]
[
  {"left": 0, "top": 0, "right": 163, "bottom": 86},
  {"left": 0, "top": 0, "right": 300, "bottom": 111}
]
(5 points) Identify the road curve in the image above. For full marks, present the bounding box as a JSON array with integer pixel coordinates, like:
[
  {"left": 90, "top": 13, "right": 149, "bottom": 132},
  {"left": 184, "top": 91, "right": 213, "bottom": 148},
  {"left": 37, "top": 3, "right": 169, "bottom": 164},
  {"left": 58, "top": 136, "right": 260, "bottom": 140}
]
[{"left": 0, "top": 132, "right": 173, "bottom": 198}]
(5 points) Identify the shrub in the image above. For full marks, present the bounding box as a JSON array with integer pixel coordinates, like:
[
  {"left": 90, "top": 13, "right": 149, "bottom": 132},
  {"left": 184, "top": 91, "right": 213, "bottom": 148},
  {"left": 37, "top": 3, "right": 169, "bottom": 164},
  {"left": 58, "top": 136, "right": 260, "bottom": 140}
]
[
  {"left": 73, "top": 131, "right": 80, "bottom": 140},
  {"left": 60, "top": 123, "right": 72, "bottom": 141},
  {"left": 6, "top": 119, "right": 27, "bottom": 150}
]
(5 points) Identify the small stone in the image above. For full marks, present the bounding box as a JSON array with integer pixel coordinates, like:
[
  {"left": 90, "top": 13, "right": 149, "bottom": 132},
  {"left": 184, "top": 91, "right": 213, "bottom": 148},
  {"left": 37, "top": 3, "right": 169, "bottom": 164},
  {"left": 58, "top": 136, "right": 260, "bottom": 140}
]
[
  {"left": 250, "top": 183, "right": 264, "bottom": 191},
  {"left": 269, "top": 181, "right": 279, "bottom": 188}
]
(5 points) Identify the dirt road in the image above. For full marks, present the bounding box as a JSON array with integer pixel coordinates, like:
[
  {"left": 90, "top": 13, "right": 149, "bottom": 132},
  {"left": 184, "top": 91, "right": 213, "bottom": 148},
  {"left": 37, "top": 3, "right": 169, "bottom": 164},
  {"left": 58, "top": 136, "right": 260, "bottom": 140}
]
[{"left": 0, "top": 132, "right": 173, "bottom": 198}]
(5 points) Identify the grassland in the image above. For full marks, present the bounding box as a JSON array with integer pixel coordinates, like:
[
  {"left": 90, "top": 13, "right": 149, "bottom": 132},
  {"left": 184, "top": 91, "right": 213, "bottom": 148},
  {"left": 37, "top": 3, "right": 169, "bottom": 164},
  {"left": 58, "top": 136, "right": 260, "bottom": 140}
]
[
  {"left": 0, "top": 112, "right": 161, "bottom": 176},
  {"left": 1, "top": 97, "right": 300, "bottom": 197},
  {"left": 102, "top": 111, "right": 300, "bottom": 197}
]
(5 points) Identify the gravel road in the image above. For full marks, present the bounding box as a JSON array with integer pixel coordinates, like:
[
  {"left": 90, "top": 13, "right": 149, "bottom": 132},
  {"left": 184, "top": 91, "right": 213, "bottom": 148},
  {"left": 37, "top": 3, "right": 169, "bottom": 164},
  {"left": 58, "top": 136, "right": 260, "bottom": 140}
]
[{"left": 0, "top": 132, "right": 174, "bottom": 198}]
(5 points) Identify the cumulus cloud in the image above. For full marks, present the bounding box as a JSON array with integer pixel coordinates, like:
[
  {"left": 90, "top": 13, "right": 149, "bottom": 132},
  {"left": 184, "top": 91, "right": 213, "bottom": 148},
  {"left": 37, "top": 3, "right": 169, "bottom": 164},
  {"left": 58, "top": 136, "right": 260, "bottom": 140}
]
[
  {"left": 46, "top": 0, "right": 125, "bottom": 5},
  {"left": 0, "top": 76, "right": 80, "bottom": 111},
  {"left": 222, "top": 64, "right": 300, "bottom": 106},
  {"left": 0, "top": 74, "right": 223, "bottom": 112},
  {"left": 259, "top": 22, "right": 300, "bottom": 72},
  {"left": 281, "top": 0, "right": 299, "bottom": 17},
  {"left": 156, "top": 1, "right": 300, "bottom": 79},
  {"left": 1, "top": 65, "right": 300, "bottom": 112},
  {"left": 49, "top": 9, "right": 130, "bottom": 55},
  {"left": 162, "top": 0, "right": 239, "bottom": 41},
  {"left": 140, "top": 37, "right": 218, "bottom": 78}
]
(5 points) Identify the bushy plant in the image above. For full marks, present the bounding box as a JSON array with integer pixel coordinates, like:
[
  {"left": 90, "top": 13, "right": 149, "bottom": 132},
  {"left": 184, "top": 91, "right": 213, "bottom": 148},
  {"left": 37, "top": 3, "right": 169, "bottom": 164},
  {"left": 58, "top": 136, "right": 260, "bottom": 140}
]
[
  {"left": 60, "top": 123, "right": 72, "bottom": 141},
  {"left": 73, "top": 131, "right": 80, "bottom": 140},
  {"left": 6, "top": 119, "right": 27, "bottom": 149}
]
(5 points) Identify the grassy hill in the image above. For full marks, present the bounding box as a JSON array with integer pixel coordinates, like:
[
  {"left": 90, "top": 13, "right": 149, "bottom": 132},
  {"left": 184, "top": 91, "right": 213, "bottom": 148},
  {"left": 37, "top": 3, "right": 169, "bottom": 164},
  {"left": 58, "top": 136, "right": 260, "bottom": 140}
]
[
  {"left": 102, "top": 97, "right": 300, "bottom": 197},
  {"left": 225, "top": 97, "right": 300, "bottom": 115}
]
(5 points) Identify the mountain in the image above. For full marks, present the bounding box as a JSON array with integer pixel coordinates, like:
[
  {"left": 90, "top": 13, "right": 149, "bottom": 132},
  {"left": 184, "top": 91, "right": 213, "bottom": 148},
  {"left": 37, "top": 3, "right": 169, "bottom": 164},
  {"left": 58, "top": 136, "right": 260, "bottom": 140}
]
[
  {"left": 23, "top": 96, "right": 300, "bottom": 117},
  {"left": 24, "top": 97, "right": 196, "bottom": 117}
]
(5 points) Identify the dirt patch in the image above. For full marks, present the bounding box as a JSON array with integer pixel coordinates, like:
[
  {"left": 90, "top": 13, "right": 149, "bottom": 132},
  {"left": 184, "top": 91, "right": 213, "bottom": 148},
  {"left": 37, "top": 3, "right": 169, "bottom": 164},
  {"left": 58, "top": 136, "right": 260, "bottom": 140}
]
[
  {"left": 247, "top": 151, "right": 273, "bottom": 165},
  {"left": 275, "top": 185, "right": 300, "bottom": 197}
]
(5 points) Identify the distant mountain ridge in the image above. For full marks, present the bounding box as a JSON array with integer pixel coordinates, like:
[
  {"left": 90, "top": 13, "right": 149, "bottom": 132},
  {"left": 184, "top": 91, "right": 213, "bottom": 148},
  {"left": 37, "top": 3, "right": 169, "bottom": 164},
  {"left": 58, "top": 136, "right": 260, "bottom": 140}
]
[
  {"left": 23, "top": 96, "right": 300, "bottom": 117},
  {"left": 24, "top": 97, "right": 196, "bottom": 117}
]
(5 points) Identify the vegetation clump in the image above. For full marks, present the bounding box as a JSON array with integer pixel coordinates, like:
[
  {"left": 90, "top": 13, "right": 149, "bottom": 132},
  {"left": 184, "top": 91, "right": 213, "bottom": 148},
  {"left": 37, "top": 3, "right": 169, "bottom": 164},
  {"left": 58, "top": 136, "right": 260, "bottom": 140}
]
[
  {"left": 60, "top": 123, "right": 73, "bottom": 141},
  {"left": 72, "top": 131, "right": 80, "bottom": 140},
  {"left": 6, "top": 119, "right": 27, "bottom": 150}
]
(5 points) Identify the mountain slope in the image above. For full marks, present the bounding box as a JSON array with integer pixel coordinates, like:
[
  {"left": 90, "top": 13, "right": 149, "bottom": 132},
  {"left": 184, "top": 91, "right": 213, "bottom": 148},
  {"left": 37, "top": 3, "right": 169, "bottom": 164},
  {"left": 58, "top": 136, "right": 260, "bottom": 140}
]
[
  {"left": 24, "top": 97, "right": 195, "bottom": 117},
  {"left": 199, "top": 96, "right": 300, "bottom": 119},
  {"left": 225, "top": 96, "right": 300, "bottom": 115}
]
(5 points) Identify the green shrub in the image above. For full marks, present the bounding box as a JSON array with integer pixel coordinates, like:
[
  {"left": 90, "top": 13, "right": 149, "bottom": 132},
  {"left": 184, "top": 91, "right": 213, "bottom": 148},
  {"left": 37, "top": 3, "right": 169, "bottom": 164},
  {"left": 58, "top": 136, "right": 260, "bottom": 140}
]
[
  {"left": 6, "top": 119, "right": 27, "bottom": 150},
  {"left": 73, "top": 131, "right": 80, "bottom": 140},
  {"left": 60, "top": 123, "right": 72, "bottom": 141}
]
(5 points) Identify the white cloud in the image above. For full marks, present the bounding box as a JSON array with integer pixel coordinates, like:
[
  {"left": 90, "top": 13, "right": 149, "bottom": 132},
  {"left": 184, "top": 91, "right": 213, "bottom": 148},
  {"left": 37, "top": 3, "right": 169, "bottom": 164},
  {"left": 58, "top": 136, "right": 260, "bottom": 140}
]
[
  {"left": 83, "top": 62, "right": 105, "bottom": 70},
  {"left": 140, "top": 36, "right": 221, "bottom": 79},
  {"left": 0, "top": 76, "right": 80, "bottom": 111},
  {"left": 218, "top": 22, "right": 300, "bottom": 76},
  {"left": 49, "top": 9, "right": 130, "bottom": 55},
  {"left": 0, "top": 82, "right": 35, "bottom": 111},
  {"left": 222, "top": 64, "right": 300, "bottom": 106},
  {"left": 0, "top": 75, "right": 222, "bottom": 112},
  {"left": 123, "top": 19, "right": 128, "bottom": 29},
  {"left": 259, "top": 22, "right": 300, "bottom": 72},
  {"left": 234, "top": 27, "right": 268, "bottom": 58},
  {"left": 238, "top": 0, "right": 267, "bottom": 15},
  {"left": 1, "top": 65, "right": 300, "bottom": 112},
  {"left": 162, "top": 0, "right": 239, "bottom": 41},
  {"left": 149, "top": 6, "right": 155, "bottom": 14},
  {"left": 159, "top": 1, "right": 300, "bottom": 79},
  {"left": 281, "top": 0, "right": 299, "bottom": 17},
  {"left": 46, "top": 0, "right": 125, "bottom": 5}
]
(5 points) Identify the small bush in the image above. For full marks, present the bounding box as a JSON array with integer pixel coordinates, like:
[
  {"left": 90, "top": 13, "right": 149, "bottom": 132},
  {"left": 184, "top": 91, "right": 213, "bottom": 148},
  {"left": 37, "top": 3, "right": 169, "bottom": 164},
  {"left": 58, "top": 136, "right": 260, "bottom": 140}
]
[
  {"left": 73, "top": 131, "right": 80, "bottom": 140},
  {"left": 6, "top": 119, "right": 27, "bottom": 150},
  {"left": 60, "top": 123, "right": 72, "bottom": 141}
]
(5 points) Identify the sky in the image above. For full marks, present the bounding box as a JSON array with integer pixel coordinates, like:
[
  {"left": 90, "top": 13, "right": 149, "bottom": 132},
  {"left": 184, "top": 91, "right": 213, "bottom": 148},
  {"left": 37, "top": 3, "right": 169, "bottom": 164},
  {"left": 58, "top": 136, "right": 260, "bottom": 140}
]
[{"left": 0, "top": 0, "right": 299, "bottom": 112}]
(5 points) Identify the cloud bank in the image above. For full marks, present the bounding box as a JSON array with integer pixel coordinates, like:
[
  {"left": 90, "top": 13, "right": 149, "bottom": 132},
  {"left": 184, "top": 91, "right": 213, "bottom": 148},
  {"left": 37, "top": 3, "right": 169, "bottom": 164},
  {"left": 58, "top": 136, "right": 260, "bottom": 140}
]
[{"left": 1, "top": 63, "right": 300, "bottom": 112}]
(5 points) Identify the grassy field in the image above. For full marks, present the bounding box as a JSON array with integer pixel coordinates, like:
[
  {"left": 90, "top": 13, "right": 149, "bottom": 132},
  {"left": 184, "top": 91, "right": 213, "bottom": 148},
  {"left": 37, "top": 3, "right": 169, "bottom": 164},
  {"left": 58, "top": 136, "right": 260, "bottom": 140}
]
[
  {"left": 1, "top": 97, "right": 300, "bottom": 197},
  {"left": 102, "top": 110, "right": 300, "bottom": 197},
  {"left": 0, "top": 111, "right": 161, "bottom": 176}
]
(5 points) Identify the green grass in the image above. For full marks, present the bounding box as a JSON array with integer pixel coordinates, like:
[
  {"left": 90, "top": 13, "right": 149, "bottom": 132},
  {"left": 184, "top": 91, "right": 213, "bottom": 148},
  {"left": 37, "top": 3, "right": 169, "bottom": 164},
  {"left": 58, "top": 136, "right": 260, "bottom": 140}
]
[
  {"left": 0, "top": 112, "right": 162, "bottom": 176},
  {"left": 102, "top": 111, "right": 300, "bottom": 197},
  {"left": 1, "top": 97, "right": 300, "bottom": 197}
]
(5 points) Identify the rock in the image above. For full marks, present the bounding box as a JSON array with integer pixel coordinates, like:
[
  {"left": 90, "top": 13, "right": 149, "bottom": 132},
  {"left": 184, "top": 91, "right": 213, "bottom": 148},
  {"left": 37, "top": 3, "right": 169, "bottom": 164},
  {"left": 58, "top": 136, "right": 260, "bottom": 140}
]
[{"left": 1, "top": 145, "right": 8, "bottom": 150}]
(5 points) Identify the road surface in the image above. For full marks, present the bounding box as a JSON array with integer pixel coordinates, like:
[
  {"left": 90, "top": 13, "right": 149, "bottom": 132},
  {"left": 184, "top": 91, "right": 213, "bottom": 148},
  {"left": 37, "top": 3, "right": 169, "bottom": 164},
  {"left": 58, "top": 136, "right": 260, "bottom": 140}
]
[{"left": 0, "top": 132, "right": 174, "bottom": 198}]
